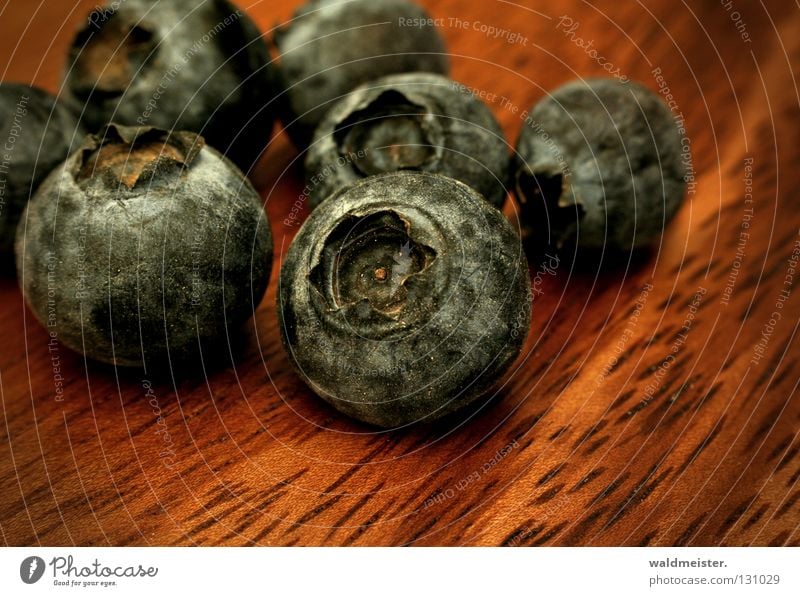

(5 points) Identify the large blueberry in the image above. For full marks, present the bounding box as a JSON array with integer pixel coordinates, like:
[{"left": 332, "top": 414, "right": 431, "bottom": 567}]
[
  {"left": 65, "top": 0, "right": 275, "bottom": 172},
  {"left": 305, "top": 73, "right": 509, "bottom": 209},
  {"left": 16, "top": 124, "right": 272, "bottom": 368},
  {"left": 514, "top": 78, "right": 687, "bottom": 252},
  {"left": 0, "top": 84, "right": 84, "bottom": 258},
  {"left": 278, "top": 172, "right": 530, "bottom": 428},
  {"left": 273, "top": 0, "right": 449, "bottom": 148}
]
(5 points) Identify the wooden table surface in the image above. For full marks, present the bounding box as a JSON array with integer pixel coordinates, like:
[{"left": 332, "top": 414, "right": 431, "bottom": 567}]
[{"left": 1, "top": 0, "right": 799, "bottom": 547}]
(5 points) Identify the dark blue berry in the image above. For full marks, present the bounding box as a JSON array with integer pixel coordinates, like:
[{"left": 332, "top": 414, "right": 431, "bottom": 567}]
[
  {"left": 0, "top": 83, "right": 84, "bottom": 258},
  {"left": 514, "top": 78, "right": 687, "bottom": 252},
  {"left": 16, "top": 124, "right": 272, "bottom": 368},
  {"left": 65, "top": 0, "right": 275, "bottom": 172},
  {"left": 278, "top": 172, "right": 530, "bottom": 427},
  {"left": 273, "top": 0, "right": 449, "bottom": 148},
  {"left": 306, "top": 73, "right": 509, "bottom": 209}
]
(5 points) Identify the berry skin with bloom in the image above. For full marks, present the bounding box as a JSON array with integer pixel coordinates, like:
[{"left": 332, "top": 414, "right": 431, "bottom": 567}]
[
  {"left": 514, "top": 78, "right": 687, "bottom": 252},
  {"left": 64, "top": 0, "right": 276, "bottom": 172},
  {"left": 278, "top": 171, "right": 531, "bottom": 428},
  {"left": 0, "top": 83, "right": 85, "bottom": 258},
  {"left": 306, "top": 73, "right": 509, "bottom": 209},
  {"left": 273, "top": 0, "right": 449, "bottom": 148},
  {"left": 16, "top": 124, "right": 272, "bottom": 368}
]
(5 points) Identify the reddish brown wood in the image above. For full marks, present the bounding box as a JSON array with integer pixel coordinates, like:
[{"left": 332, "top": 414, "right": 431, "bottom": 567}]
[{"left": 1, "top": 0, "right": 799, "bottom": 546}]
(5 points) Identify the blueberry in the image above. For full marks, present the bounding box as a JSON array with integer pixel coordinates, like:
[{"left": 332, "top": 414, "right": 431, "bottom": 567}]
[
  {"left": 16, "top": 124, "right": 272, "bottom": 368},
  {"left": 65, "top": 0, "right": 275, "bottom": 172},
  {"left": 305, "top": 73, "right": 509, "bottom": 209},
  {"left": 0, "top": 83, "right": 84, "bottom": 258},
  {"left": 273, "top": 0, "right": 449, "bottom": 148},
  {"left": 278, "top": 172, "right": 530, "bottom": 427},
  {"left": 513, "top": 78, "right": 687, "bottom": 252}
]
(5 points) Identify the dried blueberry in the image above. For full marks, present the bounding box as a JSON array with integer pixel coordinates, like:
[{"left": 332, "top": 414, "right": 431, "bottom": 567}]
[
  {"left": 513, "top": 78, "right": 687, "bottom": 252},
  {"left": 278, "top": 172, "right": 530, "bottom": 428},
  {"left": 65, "top": 0, "right": 275, "bottom": 171},
  {"left": 0, "top": 83, "right": 84, "bottom": 257},
  {"left": 16, "top": 124, "right": 272, "bottom": 368},
  {"left": 273, "top": 0, "right": 449, "bottom": 148},
  {"left": 305, "top": 73, "right": 509, "bottom": 209}
]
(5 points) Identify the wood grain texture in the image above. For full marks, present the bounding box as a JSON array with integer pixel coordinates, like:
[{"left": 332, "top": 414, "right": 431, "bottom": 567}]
[{"left": 1, "top": 0, "right": 799, "bottom": 546}]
